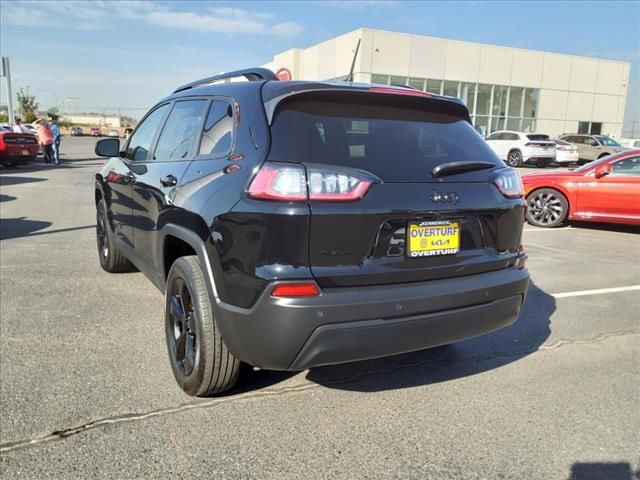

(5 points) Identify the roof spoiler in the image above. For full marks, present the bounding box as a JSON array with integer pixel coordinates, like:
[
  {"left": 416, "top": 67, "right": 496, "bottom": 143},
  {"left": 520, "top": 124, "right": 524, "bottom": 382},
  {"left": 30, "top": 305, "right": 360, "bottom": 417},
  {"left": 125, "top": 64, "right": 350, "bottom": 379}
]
[{"left": 173, "top": 68, "right": 278, "bottom": 94}]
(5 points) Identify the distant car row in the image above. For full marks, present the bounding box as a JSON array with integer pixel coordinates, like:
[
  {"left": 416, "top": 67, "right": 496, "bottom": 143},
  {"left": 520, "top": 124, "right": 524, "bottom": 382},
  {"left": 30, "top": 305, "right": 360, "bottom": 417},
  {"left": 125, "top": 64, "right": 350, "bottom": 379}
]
[
  {"left": 485, "top": 131, "right": 633, "bottom": 167},
  {"left": 71, "top": 127, "right": 122, "bottom": 137}
]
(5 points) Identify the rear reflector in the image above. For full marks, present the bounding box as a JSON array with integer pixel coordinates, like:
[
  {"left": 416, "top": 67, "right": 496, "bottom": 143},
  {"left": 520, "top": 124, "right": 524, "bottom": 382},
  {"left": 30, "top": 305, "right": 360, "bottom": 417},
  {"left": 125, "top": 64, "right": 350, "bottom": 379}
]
[
  {"left": 517, "top": 245, "right": 527, "bottom": 270},
  {"left": 271, "top": 283, "right": 320, "bottom": 297}
]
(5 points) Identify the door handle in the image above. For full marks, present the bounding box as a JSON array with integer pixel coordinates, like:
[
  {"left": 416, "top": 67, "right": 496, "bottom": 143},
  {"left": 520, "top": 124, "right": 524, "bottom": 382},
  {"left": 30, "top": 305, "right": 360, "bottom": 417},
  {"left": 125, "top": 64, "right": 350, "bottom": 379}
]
[{"left": 160, "top": 175, "right": 178, "bottom": 187}]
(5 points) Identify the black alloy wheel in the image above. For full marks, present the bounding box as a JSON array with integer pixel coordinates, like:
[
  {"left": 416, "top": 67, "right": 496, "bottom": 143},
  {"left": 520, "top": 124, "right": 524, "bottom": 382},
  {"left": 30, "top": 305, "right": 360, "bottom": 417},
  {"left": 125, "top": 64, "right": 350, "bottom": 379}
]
[
  {"left": 164, "top": 256, "right": 241, "bottom": 396},
  {"left": 168, "top": 278, "right": 197, "bottom": 376},
  {"left": 506, "top": 150, "right": 523, "bottom": 167},
  {"left": 526, "top": 188, "right": 568, "bottom": 228},
  {"left": 96, "top": 201, "right": 134, "bottom": 273}
]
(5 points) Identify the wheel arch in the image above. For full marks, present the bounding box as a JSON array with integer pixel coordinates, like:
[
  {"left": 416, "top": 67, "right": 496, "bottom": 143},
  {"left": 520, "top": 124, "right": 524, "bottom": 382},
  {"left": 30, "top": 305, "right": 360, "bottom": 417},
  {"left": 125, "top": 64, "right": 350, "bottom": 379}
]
[{"left": 159, "top": 224, "right": 220, "bottom": 302}]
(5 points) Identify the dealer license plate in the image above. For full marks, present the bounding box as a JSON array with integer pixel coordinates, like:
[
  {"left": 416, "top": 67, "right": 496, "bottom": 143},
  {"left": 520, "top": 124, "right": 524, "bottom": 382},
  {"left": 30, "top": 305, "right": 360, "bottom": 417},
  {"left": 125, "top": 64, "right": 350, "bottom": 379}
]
[
  {"left": 21, "top": 149, "right": 29, "bottom": 156},
  {"left": 407, "top": 220, "right": 460, "bottom": 258}
]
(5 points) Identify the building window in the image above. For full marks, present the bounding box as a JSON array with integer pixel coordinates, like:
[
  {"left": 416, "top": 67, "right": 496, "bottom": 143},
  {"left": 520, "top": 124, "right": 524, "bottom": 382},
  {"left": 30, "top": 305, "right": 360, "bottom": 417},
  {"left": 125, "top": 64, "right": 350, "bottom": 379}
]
[
  {"left": 508, "top": 87, "right": 524, "bottom": 117},
  {"left": 578, "top": 121, "right": 602, "bottom": 134},
  {"left": 390, "top": 75, "right": 408, "bottom": 86},
  {"left": 371, "top": 74, "right": 390, "bottom": 85},
  {"left": 426, "top": 79, "right": 442, "bottom": 95},
  {"left": 443, "top": 80, "right": 459, "bottom": 98},
  {"left": 523, "top": 89, "right": 539, "bottom": 118},
  {"left": 522, "top": 118, "right": 536, "bottom": 133},
  {"left": 476, "top": 84, "right": 491, "bottom": 116},
  {"left": 474, "top": 116, "right": 490, "bottom": 138},
  {"left": 408, "top": 77, "right": 425, "bottom": 91},
  {"left": 460, "top": 83, "right": 476, "bottom": 109}
]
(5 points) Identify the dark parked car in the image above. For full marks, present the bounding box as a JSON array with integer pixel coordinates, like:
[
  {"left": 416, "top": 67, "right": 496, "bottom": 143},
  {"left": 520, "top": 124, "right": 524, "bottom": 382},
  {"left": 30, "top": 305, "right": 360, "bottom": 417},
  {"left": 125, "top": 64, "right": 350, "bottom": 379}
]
[
  {"left": 0, "top": 128, "right": 39, "bottom": 166},
  {"left": 71, "top": 127, "right": 83, "bottom": 136},
  {"left": 94, "top": 68, "right": 530, "bottom": 396}
]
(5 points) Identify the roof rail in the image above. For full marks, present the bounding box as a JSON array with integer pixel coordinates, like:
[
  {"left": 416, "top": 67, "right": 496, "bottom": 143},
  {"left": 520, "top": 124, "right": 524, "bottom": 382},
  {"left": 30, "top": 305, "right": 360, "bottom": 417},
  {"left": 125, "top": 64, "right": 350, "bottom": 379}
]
[{"left": 173, "top": 68, "right": 278, "bottom": 94}]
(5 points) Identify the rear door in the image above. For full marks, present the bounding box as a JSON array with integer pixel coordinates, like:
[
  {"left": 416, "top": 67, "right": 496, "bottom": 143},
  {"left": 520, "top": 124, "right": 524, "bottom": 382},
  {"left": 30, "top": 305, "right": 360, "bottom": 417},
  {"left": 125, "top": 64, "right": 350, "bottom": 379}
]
[
  {"left": 267, "top": 93, "right": 524, "bottom": 288},
  {"left": 130, "top": 99, "right": 209, "bottom": 273}
]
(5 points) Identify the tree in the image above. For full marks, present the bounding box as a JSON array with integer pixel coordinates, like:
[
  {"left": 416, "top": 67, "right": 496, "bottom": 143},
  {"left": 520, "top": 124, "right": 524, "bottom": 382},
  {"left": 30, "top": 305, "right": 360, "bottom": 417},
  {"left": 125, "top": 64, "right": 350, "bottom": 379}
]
[
  {"left": 16, "top": 90, "right": 39, "bottom": 123},
  {"left": 0, "top": 112, "right": 8, "bottom": 123}
]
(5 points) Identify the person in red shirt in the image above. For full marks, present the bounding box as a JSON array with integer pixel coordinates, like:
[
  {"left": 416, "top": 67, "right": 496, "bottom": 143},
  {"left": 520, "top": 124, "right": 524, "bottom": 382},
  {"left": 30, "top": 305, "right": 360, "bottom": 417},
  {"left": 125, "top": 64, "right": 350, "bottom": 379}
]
[{"left": 35, "top": 119, "right": 54, "bottom": 165}]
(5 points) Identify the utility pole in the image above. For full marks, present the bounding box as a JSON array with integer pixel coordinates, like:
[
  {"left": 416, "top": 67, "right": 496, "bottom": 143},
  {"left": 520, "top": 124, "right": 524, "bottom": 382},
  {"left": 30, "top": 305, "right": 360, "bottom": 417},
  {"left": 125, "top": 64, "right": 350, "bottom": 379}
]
[{"left": 1, "top": 57, "right": 15, "bottom": 124}]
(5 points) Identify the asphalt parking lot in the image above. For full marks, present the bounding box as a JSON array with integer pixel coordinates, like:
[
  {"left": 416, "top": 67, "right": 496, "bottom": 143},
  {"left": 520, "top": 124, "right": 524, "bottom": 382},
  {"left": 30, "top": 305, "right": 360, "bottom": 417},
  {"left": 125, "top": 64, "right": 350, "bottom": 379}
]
[{"left": 1, "top": 137, "right": 638, "bottom": 479}]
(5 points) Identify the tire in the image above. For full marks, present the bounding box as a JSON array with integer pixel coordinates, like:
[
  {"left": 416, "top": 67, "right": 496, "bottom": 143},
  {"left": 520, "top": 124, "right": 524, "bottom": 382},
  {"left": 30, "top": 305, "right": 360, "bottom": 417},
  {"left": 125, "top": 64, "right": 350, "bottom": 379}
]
[
  {"left": 526, "top": 188, "right": 569, "bottom": 228},
  {"left": 96, "top": 201, "right": 134, "bottom": 273},
  {"left": 506, "top": 150, "right": 523, "bottom": 167},
  {"left": 165, "top": 256, "right": 241, "bottom": 396}
]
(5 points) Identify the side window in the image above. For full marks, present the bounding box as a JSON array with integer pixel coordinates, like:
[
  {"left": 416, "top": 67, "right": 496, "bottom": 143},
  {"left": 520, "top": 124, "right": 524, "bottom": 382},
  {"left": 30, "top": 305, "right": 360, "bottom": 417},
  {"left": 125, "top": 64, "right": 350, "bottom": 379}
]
[
  {"left": 611, "top": 156, "right": 640, "bottom": 176},
  {"left": 585, "top": 137, "right": 598, "bottom": 146},
  {"left": 571, "top": 136, "right": 583, "bottom": 144},
  {"left": 198, "top": 100, "right": 234, "bottom": 157},
  {"left": 509, "top": 133, "right": 520, "bottom": 141},
  {"left": 125, "top": 104, "right": 170, "bottom": 161},
  {"left": 154, "top": 100, "right": 208, "bottom": 161},
  {"left": 486, "top": 132, "right": 500, "bottom": 141}
]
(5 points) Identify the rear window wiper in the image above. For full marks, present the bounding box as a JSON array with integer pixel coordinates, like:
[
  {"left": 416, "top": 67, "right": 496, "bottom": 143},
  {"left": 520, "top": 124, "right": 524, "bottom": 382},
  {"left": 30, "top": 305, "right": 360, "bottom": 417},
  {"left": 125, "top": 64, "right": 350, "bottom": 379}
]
[{"left": 431, "top": 161, "right": 497, "bottom": 178}]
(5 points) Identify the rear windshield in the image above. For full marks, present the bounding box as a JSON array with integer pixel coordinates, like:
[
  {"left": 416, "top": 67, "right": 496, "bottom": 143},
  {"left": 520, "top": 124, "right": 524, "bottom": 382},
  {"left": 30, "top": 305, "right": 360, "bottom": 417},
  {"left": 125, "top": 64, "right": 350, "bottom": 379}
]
[
  {"left": 554, "top": 139, "right": 571, "bottom": 146},
  {"left": 526, "top": 134, "right": 550, "bottom": 141},
  {"left": 268, "top": 99, "right": 502, "bottom": 182}
]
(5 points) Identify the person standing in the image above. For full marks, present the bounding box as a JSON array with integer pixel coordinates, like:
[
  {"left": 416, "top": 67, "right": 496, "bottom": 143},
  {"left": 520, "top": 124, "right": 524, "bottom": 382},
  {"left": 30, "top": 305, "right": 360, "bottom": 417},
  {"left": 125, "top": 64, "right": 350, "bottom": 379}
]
[
  {"left": 35, "top": 119, "right": 54, "bottom": 165},
  {"left": 12, "top": 117, "right": 29, "bottom": 133},
  {"left": 50, "top": 119, "right": 61, "bottom": 165}
]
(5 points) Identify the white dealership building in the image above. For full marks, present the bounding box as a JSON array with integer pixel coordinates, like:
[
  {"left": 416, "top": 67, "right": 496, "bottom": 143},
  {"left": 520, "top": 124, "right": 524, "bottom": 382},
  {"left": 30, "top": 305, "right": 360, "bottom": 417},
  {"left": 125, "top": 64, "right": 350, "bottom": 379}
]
[{"left": 262, "top": 28, "right": 630, "bottom": 139}]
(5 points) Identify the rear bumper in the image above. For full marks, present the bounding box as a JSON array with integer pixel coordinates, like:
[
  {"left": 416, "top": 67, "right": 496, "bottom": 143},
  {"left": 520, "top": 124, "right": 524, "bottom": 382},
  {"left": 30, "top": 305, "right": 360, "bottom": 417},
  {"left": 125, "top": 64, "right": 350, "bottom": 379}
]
[{"left": 214, "top": 267, "right": 530, "bottom": 371}]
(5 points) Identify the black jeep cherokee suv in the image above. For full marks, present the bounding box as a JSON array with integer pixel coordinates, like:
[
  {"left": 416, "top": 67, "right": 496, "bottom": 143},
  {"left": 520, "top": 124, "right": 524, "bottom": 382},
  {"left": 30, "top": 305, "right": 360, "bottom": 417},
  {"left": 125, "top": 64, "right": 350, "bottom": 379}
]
[{"left": 94, "top": 68, "right": 529, "bottom": 396}]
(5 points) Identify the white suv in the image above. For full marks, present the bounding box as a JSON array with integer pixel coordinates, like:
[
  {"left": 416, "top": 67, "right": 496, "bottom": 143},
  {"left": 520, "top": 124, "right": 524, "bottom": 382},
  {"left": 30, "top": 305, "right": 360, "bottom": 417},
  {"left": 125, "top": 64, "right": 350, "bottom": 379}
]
[{"left": 485, "top": 131, "right": 556, "bottom": 167}]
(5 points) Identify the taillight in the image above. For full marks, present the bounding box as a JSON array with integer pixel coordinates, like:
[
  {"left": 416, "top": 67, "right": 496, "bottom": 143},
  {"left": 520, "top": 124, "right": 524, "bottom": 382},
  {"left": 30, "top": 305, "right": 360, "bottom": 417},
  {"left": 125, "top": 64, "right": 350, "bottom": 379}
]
[
  {"left": 492, "top": 169, "right": 523, "bottom": 199},
  {"left": 271, "top": 283, "right": 320, "bottom": 297},
  {"left": 556, "top": 146, "right": 567, "bottom": 151},
  {"left": 247, "top": 163, "right": 307, "bottom": 201},
  {"left": 248, "top": 162, "right": 378, "bottom": 202}
]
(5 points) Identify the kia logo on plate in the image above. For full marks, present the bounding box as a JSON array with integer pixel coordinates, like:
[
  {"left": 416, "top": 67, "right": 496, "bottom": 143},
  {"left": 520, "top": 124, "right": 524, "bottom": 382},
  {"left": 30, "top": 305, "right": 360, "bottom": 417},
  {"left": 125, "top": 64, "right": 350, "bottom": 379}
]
[{"left": 430, "top": 190, "right": 459, "bottom": 204}]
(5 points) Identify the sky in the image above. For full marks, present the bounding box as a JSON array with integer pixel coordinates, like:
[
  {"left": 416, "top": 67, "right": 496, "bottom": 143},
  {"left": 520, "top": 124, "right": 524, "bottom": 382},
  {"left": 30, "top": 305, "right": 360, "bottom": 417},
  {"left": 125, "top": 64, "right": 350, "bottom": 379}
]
[{"left": 1, "top": 0, "right": 639, "bottom": 133}]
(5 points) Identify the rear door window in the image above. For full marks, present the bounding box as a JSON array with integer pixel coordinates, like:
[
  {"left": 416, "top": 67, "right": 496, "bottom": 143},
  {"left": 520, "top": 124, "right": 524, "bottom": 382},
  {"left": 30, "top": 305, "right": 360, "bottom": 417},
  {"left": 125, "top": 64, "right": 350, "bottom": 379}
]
[
  {"left": 268, "top": 99, "right": 502, "bottom": 182},
  {"left": 154, "top": 100, "right": 208, "bottom": 161}
]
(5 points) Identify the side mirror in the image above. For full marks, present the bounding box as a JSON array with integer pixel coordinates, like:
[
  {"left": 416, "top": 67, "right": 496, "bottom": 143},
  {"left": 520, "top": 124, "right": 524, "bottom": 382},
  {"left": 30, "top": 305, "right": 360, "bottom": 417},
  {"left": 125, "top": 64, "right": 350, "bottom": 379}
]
[
  {"left": 95, "top": 138, "right": 120, "bottom": 157},
  {"left": 594, "top": 165, "right": 611, "bottom": 179}
]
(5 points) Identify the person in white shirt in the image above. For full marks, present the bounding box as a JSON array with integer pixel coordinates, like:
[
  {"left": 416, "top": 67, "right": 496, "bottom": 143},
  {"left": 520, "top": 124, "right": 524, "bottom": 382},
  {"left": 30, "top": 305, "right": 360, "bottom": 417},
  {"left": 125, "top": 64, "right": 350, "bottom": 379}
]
[{"left": 12, "top": 117, "right": 29, "bottom": 133}]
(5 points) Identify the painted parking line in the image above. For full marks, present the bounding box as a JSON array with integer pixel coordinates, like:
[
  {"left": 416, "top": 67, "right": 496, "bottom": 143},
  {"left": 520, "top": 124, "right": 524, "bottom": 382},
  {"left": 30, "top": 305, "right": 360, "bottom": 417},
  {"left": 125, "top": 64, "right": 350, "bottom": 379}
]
[
  {"left": 551, "top": 285, "right": 640, "bottom": 299},
  {"left": 522, "top": 228, "right": 575, "bottom": 232}
]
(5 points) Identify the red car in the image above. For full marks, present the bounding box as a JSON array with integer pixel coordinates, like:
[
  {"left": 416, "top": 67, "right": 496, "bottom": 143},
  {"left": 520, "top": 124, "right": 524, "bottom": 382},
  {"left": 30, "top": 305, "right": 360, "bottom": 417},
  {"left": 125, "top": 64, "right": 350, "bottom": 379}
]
[
  {"left": 522, "top": 150, "right": 640, "bottom": 227},
  {"left": 0, "top": 127, "right": 39, "bottom": 166},
  {"left": 90, "top": 127, "right": 102, "bottom": 137}
]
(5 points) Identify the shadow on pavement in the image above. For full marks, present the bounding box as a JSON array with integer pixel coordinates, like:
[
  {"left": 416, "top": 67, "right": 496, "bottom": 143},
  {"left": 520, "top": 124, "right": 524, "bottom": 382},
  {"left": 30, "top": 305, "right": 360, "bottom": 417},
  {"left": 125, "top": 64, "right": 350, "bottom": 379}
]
[
  {"left": 0, "top": 220, "right": 95, "bottom": 240},
  {"left": 569, "top": 462, "right": 635, "bottom": 480},
  {"left": 305, "top": 280, "right": 552, "bottom": 392},
  {"left": 0, "top": 194, "right": 17, "bottom": 203},
  {"left": 568, "top": 221, "right": 640, "bottom": 234},
  {"left": 0, "top": 217, "right": 51, "bottom": 240},
  {"left": 0, "top": 176, "right": 48, "bottom": 186}
]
